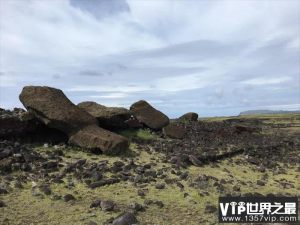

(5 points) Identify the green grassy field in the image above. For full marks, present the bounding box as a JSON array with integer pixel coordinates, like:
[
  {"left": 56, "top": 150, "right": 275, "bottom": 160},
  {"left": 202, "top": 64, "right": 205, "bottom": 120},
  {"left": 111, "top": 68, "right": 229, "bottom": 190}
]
[{"left": 1, "top": 113, "right": 299, "bottom": 225}]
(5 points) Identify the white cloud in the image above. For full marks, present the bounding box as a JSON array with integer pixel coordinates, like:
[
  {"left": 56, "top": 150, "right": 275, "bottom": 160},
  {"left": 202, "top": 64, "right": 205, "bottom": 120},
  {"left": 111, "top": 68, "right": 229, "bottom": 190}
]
[
  {"left": 90, "top": 93, "right": 127, "bottom": 98},
  {"left": 0, "top": 0, "right": 299, "bottom": 117},
  {"left": 241, "top": 77, "right": 292, "bottom": 85}
]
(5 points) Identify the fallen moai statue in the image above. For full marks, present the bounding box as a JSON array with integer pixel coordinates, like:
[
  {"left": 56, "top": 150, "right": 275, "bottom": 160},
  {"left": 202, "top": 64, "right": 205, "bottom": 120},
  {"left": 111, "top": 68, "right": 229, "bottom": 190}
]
[
  {"left": 19, "top": 86, "right": 129, "bottom": 155},
  {"left": 77, "top": 101, "right": 131, "bottom": 130},
  {"left": 130, "top": 100, "right": 169, "bottom": 131}
]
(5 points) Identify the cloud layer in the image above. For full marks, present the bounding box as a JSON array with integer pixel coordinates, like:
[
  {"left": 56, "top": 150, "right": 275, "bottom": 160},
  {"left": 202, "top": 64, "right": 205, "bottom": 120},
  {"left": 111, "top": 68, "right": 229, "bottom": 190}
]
[{"left": 0, "top": 0, "right": 299, "bottom": 117}]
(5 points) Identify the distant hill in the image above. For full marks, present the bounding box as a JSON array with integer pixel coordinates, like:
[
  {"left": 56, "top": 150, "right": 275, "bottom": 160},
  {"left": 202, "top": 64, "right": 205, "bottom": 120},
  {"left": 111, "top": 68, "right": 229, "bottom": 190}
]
[{"left": 239, "top": 110, "right": 300, "bottom": 116}]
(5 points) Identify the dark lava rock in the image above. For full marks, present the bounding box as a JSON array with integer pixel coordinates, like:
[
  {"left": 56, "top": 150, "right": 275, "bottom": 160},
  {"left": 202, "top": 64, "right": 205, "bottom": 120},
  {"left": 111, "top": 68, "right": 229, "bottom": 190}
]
[
  {"left": 163, "top": 125, "right": 187, "bottom": 139},
  {"left": 188, "top": 155, "right": 203, "bottom": 166},
  {"left": 180, "top": 172, "right": 189, "bottom": 180},
  {"left": 0, "top": 200, "right": 5, "bottom": 207},
  {"left": 128, "top": 201, "right": 143, "bottom": 211},
  {"left": 179, "top": 112, "right": 198, "bottom": 121},
  {"left": 130, "top": 100, "right": 169, "bottom": 130},
  {"left": 42, "top": 161, "right": 57, "bottom": 169},
  {"left": 154, "top": 201, "right": 164, "bottom": 208},
  {"left": 155, "top": 183, "right": 165, "bottom": 189},
  {"left": 0, "top": 188, "right": 8, "bottom": 194},
  {"left": 39, "top": 185, "right": 51, "bottom": 195},
  {"left": 232, "top": 185, "right": 240, "bottom": 192},
  {"left": 112, "top": 211, "right": 138, "bottom": 225},
  {"left": 144, "top": 199, "right": 153, "bottom": 205},
  {"left": 114, "top": 161, "right": 125, "bottom": 167},
  {"left": 101, "top": 200, "right": 115, "bottom": 212},
  {"left": 90, "top": 200, "right": 101, "bottom": 208},
  {"left": 0, "top": 158, "right": 13, "bottom": 172},
  {"left": 92, "top": 171, "right": 102, "bottom": 182},
  {"left": 14, "top": 181, "right": 23, "bottom": 189},
  {"left": 88, "top": 221, "right": 98, "bottom": 225},
  {"left": 257, "top": 180, "right": 266, "bottom": 186},
  {"left": 0, "top": 113, "right": 37, "bottom": 138},
  {"left": 138, "top": 189, "right": 145, "bottom": 197},
  {"left": 258, "top": 166, "right": 266, "bottom": 172},
  {"left": 63, "top": 194, "right": 75, "bottom": 202},
  {"left": 205, "top": 205, "right": 217, "bottom": 213}
]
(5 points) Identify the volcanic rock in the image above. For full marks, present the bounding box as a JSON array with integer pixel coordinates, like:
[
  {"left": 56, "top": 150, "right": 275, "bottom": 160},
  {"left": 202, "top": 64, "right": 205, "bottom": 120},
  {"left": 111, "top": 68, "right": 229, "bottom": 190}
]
[
  {"left": 0, "top": 158, "right": 13, "bottom": 172},
  {"left": 101, "top": 200, "right": 115, "bottom": 211},
  {"left": 19, "top": 86, "right": 129, "bottom": 155},
  {"left": 124, "top": 118, "right": 143, "bottom": 129},
  {"left": 0, "top": 117, "right": 37, "bottom": 138},
  {"left": 179, "top": 112, "right": 198, "bottom": 121},
  {"left": 130, "top": 100, "right": 169, "bottom": 130},
  {"left": 63, "top": 194, "right": 75, "bottom": 202},
  {"left": 112, "top": 211, "right": 138, "bottom": 225},
  {"left": 205, "top": 205, "right": 217, "bottom": 213},
  {"left": 77, "top": 101, "right": 131, "bottom": 130},
  {"left": 163, "top": 125, "right": 187, "bottom": 139},
  {"left": 19, "top": 111, "right": 34, "bottom": 121}
]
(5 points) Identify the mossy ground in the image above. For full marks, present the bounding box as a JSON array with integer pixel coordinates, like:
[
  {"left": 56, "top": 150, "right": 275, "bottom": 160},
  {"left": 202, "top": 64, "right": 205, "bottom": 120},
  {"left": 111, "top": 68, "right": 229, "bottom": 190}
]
[{"left": 1, "top": 114, "right": 300, "bottom": 225}]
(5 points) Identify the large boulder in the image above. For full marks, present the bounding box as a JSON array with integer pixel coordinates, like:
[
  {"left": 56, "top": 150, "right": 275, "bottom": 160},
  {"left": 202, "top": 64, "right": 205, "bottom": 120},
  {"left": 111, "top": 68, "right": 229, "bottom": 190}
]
[
  {"left": 130, "top": 100, "right": 169, "bottom": 130},
  {"left": 179, "top": 112, "right": 198, "bottom": 121},
  {"left": 77, "top": 101, "right": 131, "bottom": 130},
  {"left": 69, "top": 125, "right": 129, "bottom": 154},
  {"left": 163, "top": 124, "right": 187, "bottom": 139},
  {"left": 19, "top": 86, "right": 129, "bottom": 154},
  {"left": 113, "top": 211, "right": 138, "bottom": 225}
]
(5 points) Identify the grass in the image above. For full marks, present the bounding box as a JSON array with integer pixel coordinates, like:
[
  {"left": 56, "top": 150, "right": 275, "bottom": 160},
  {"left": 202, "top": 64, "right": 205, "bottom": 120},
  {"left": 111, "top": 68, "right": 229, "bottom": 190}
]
[
  {"left": 199, "top": 113, "right": 300, "bottom": 123},
  {"left": 1, "top": 114, "right": 300, "bottom": 224},
  {"left": 1, "top": 143, "right": 299, "bottom": 225},
  {"left": 119, "top": 129, "right": 158, "bottom": 140}
]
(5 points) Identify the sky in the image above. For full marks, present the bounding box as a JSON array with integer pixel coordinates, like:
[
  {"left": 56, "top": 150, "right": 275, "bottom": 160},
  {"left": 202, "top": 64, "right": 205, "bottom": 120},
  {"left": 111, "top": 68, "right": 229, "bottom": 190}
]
[{"left": 0, "top": 0, "right": 299, "bottom": 118}]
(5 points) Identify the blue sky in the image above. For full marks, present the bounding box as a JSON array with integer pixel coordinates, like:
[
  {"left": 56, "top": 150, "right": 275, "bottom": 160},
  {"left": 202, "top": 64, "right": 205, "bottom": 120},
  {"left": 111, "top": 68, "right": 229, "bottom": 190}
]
[{"left": 0, "top": 0, "right": 299, "bottom": 118}]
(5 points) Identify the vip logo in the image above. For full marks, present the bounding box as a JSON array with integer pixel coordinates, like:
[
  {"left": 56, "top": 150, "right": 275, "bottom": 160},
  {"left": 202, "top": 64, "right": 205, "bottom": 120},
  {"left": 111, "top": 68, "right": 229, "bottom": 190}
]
[{"left": 219, "top": 197, "right": 298, "bottom": 223}]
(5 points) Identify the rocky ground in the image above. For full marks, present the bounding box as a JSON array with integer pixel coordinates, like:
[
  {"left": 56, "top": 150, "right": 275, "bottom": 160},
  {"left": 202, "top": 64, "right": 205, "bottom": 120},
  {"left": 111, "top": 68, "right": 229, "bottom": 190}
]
[{"left": 0, "top": 112, "right": 300, "bottom": 225}]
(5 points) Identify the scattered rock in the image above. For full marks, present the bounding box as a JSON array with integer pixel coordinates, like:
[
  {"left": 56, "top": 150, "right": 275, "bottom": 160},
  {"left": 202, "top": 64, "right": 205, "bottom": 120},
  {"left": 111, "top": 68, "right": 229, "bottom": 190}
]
[
  {"left": 163, "top": 125, "right": 187, "bottom": 139},
  {"left": 90, "top": 200, "right": 101, "bottom": 208},
  {"left": 154, "top": 201, "right": 164, "bottom": 208},
  {"left": 205, "top": 205, "right": 217, "bottom": 213},
  {"left": 63, "top": 194, "right": 75, "bottom": 202},
  {"left": 155, "top": 183, "right": 165, "bottom": 189},
  {"left": 144, "top": 199, "right": 153, "bottom": 205},
  {"left": 257, "top": 180, "right": 266, "bottom": 186},
  {"left": 101, "top": 200, "right": 115, "bottom": 212},
  {"left": 128, "top": 201, "right": 143, "bottom": 211}
]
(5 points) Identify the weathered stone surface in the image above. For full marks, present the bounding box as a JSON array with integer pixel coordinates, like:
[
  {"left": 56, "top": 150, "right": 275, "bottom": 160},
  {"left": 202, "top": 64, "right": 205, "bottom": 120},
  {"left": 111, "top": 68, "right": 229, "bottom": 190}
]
[
  {"left": 0, "top": 158, "right": 14, "bottom": 172},
  {"left": 19, "top": 86, "right": 129, "bottom": 154},
  {"left": 69, "top": 125, "right": 129, "bottom": 155},
  {"left": 0, "top": 118, "right": 37, "bottom": 138},
  {"left": 179, "top": 112, "right": 198, "bottom": 121},
  {"left": 130, "top": 100, "right": 169, "bottom": 130},
  {"left": 19, "top": 111, "right": 35, "bottom": 121},
  {"left": 78, "top": 101, "right": 131, "bottom": 130},
  {"left": 124, "top": 119, "right": 143, "bottom": 129},
  {"left": 163, "top": 125, "right": 187, "bottom": 139},
  {"left": 112, "top": 211, "right": 138, "bottom": 225}
]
